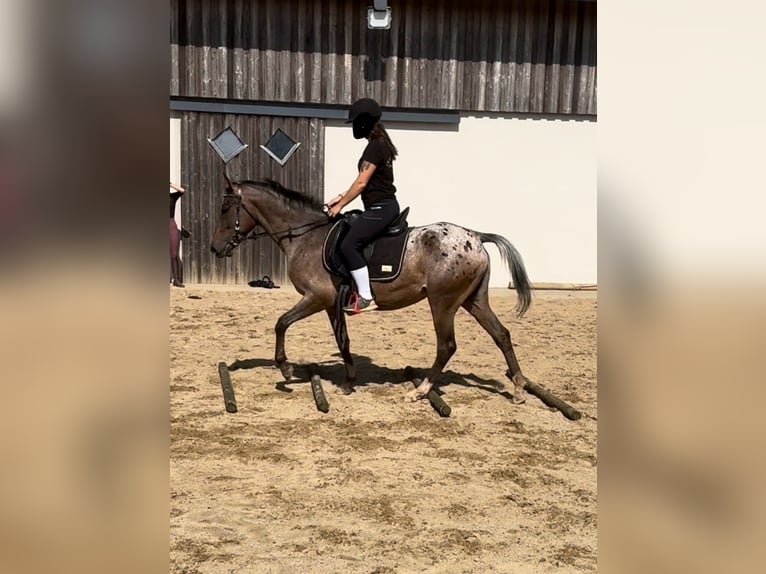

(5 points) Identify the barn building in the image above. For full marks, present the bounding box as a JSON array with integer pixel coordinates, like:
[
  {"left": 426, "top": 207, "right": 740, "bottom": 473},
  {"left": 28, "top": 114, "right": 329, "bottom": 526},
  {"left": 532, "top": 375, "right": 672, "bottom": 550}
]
[{"left": 170, "top": 0, "right": 596, "bottom": 287}]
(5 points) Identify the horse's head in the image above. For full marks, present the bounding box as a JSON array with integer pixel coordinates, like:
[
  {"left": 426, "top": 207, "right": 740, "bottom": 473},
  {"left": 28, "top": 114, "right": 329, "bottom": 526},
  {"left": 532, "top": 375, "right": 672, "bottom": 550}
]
[{"left": 210, "top": 184, "right": 258, "bottom": 258}]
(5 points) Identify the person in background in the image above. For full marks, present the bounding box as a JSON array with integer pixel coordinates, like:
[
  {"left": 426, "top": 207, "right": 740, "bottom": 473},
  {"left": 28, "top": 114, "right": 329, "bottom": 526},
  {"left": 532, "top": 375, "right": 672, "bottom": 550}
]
[
  {"left": 169, "top": 182, "right": 186, "bottom": 287},
  {"left": 325, "top": 98, "right": 400, "bottom": 314}
]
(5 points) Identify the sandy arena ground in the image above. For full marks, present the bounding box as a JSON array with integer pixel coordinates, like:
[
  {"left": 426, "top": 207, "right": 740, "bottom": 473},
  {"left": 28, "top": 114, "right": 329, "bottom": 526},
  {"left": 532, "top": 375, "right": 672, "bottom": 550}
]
[{"left": 170, "top": 285, "right": 597, "bottom": 573}]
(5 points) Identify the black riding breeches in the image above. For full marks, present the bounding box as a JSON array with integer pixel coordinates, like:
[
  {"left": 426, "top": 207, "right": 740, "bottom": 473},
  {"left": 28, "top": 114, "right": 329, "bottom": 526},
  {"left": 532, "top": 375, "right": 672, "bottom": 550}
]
[{"left": 339, "top": 198, "right": 400, "bottom": 270}]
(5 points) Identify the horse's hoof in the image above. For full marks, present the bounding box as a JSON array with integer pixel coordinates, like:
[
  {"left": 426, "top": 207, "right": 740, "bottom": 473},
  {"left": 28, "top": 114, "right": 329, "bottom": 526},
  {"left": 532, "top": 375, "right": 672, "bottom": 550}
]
[
  {"left": 279, "top": 363, "right": 294, "bottom": 381},
  {"left": 339, "top": 384, "right": 354, "bottom": 395},
  {"left": 407, "top": 389, "right": 427, "bottom": 402},
  {"left": 511, "top": 391, "right": 527, "bottom": 405}
]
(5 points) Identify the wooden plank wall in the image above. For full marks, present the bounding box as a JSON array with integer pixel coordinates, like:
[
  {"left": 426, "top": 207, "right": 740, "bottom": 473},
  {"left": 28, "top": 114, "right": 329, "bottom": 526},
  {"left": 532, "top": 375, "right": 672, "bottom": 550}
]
[
  {"left": 177, "top": 111, "right": 325, "bottom": 285},
  {"left": 170, "top": 0, "right": 597, "bottom": 115}
]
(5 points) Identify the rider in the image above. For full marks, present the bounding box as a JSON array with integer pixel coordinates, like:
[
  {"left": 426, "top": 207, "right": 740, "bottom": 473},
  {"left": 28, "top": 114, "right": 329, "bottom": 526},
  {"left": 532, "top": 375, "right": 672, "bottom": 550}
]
[{"left": 325, "top": 98, "right": 400, "bottom": 314}]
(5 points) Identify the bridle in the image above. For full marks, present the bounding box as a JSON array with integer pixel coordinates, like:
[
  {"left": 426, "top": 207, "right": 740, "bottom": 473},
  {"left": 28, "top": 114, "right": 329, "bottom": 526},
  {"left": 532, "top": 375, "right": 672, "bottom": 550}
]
[
  {"left": 221, "top": 186, "right": 258, "bottom": 253},
  {"left": 221, "top": 185, "right": 333, "bottom": 255}
]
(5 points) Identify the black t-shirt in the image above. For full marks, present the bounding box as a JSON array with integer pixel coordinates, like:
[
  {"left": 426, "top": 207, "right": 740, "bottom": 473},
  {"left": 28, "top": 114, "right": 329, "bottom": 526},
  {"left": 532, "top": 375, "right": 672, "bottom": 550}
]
[
  {"left": 358, "top": 138, "right": 396, "bottom": 208},
  {"left": 170, "top": 191, "right": 183, "bottom": 218}
]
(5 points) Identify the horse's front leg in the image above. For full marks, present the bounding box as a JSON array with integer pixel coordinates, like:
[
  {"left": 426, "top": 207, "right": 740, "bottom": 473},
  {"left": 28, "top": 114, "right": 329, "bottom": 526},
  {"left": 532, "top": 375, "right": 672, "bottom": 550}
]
[
  {"left": 274, "top": 295, "right": 325, "bottom": 381},
  {"left": 325, "top": 307, "right": 356, "bottom": 394}
]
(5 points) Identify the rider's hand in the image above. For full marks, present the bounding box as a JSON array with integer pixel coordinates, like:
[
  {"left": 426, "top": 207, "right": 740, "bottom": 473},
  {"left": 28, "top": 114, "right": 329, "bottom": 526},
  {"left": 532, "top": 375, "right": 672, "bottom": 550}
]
[{"left": 324, "top": 193, "right": 345, "bottom": 217}]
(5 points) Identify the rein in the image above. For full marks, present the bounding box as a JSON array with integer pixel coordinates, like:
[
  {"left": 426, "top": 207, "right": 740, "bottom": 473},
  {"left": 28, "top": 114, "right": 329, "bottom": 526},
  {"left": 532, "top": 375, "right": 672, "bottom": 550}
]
[
  {"left": 222, "top": 188, "right": 332, "bottom": 252},
  {"left": 244, "top": 218, "right": 332, "bottom": 242}
]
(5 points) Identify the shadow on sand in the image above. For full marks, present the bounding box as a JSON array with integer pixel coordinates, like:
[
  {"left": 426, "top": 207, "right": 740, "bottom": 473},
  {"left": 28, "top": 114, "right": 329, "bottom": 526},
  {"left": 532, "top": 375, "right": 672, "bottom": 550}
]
[{"left": 226, "top": 354, "right": 514, "bottom": 400}]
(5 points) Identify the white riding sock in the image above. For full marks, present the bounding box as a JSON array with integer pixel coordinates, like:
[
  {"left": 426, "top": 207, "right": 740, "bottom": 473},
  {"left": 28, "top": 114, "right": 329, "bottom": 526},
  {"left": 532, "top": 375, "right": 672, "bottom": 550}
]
[{"left": 350, "top": 266, "right": 373, "bottom": 300}]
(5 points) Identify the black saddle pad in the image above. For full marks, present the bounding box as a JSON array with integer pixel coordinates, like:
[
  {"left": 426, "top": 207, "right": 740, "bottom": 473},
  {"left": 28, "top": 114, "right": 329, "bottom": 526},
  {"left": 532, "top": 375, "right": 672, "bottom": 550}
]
[{"left": 322, "top": 219, "right": 411, "bottom": 282}]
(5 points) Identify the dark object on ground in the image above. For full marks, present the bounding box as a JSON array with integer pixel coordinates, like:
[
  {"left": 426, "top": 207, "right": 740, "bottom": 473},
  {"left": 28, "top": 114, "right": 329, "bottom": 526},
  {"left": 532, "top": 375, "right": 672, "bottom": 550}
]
[
  {"left": 412, "top": 377, "right": 451, "bottom": 417},
  {"left": 310, "top": 374, "right": 329, "bottom": 413},
  {"left": 217, "top": 362, "right": 238, "bottom": 413},
  {"left": 510, "top": 370, "right": 581, "bottom": 421},
  {"left": 248, "top": 275, "right": 281, "bottom": 289}
]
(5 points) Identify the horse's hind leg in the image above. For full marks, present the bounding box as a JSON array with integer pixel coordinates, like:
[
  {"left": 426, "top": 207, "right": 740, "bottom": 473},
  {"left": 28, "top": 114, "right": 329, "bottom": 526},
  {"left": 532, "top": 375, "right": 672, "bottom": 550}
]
[
  {"left": 325, "top": 307, "right": 356, "bottom": 394},
  {"left": 408, "top": 300, "right": 458, "bottom": 402},
  {"left": 461, "top": 278, "right": 529, "bottom": 404},
  {"left": 274, "top": 295, "right": 325, "bottom": 380}
]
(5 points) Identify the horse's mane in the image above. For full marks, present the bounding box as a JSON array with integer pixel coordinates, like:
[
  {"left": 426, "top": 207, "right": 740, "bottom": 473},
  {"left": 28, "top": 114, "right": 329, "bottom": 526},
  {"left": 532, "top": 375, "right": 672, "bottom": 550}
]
[{"left": 239, "top": 179, "right": 324, "bottom": 214}]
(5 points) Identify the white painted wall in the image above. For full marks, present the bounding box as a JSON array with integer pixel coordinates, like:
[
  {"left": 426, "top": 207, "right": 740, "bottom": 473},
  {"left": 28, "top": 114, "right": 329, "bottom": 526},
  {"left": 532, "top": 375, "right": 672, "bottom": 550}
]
[{"left": 324, "top": 114, "right": 596, "bottom": 287}]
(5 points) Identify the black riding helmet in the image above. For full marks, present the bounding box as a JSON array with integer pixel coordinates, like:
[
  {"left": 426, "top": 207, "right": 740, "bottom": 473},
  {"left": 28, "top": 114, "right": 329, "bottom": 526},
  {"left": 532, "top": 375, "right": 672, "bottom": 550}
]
[{"left": 346, "top": 98, "right": 382, "bottom": 139}]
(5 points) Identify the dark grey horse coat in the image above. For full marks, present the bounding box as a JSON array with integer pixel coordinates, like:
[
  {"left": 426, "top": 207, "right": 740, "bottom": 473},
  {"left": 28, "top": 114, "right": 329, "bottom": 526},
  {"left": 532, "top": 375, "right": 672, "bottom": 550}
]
[{"left": 211, "top": 179, "right": 580, "bottom": 419}]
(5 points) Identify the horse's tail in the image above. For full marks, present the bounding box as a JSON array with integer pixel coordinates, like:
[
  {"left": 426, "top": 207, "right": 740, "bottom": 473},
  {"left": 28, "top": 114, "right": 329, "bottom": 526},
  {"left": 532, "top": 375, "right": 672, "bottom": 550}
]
[{"left": 479, "top": 233, "right": 532, "bottom": 317}]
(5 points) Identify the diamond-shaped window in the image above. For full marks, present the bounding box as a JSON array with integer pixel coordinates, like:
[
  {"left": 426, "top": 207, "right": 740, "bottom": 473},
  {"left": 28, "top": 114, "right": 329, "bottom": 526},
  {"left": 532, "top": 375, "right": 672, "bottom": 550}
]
[
  {"left": 260, "top": 128, "right": 300, "bottom": 166},
  {"left": 207, "top": 126, "right": 248, "bottom": 163}
]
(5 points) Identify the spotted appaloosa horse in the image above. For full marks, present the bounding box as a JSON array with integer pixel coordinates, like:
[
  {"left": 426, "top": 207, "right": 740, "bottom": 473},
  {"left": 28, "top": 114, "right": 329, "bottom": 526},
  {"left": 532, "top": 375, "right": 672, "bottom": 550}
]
[{"left": 210, "top": 179, "right": 579, "bottom": 419}]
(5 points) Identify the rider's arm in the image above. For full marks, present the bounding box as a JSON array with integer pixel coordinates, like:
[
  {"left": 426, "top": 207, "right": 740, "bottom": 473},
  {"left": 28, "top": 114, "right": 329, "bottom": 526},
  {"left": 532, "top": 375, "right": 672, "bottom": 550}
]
[{"left": 327, "top": 161, "right": 376, "bottom": 214}]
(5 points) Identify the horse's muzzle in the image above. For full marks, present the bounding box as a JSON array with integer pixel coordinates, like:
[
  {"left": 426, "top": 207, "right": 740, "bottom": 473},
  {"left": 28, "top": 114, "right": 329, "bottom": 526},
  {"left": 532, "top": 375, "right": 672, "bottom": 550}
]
[
  {"left": 211, "top": 247, "right": 234, "bottom": 258},
  {"left": 211, "top": 239, "right": 238, "bottom": 258}
]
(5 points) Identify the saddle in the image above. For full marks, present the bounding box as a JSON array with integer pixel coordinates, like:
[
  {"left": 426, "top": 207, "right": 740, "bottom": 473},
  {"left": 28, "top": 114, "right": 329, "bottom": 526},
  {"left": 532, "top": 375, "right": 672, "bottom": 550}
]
[{"left": 322, "top": 207, "right": 411, "bottom": 281}]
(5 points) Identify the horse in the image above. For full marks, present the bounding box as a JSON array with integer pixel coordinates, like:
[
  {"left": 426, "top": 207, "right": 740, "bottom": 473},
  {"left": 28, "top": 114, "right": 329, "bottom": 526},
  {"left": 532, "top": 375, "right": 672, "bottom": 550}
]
[{"left": 210, "top": 178, "right": 580, "bottom": 420}]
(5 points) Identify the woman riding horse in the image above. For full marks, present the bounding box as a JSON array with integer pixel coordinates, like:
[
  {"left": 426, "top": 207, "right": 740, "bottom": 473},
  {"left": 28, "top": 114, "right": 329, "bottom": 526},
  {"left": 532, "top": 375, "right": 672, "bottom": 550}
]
[{"left": 325, "top": 98, "right": 400, "bottom": 315}]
